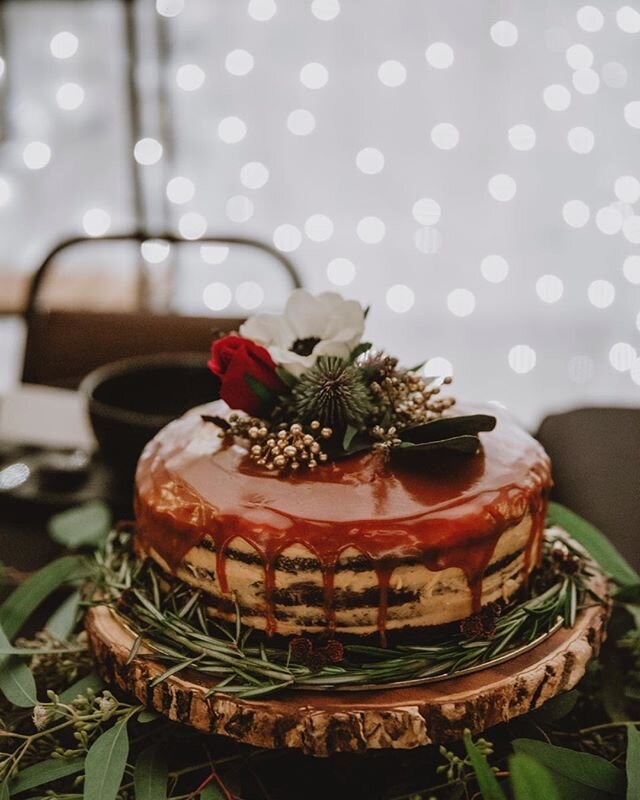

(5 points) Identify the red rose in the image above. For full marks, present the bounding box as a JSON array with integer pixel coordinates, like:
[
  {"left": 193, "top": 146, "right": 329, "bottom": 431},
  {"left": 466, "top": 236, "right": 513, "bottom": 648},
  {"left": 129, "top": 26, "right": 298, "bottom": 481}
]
[{"left": 208, "top": 335, "right": 285, "bottom": 415}]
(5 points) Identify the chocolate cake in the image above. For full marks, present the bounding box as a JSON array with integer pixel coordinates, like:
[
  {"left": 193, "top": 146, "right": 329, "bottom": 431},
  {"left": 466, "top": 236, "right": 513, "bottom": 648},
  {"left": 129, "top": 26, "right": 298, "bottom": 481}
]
[{"left": 134, "top": 401, "right": 551, "bottom": 645}]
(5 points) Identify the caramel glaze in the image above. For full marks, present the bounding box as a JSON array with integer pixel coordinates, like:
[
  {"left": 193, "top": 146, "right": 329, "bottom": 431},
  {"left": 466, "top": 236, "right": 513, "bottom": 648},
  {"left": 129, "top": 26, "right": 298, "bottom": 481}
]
[{"left": 134, "top": 404, "right": 552, "bottom": 644}]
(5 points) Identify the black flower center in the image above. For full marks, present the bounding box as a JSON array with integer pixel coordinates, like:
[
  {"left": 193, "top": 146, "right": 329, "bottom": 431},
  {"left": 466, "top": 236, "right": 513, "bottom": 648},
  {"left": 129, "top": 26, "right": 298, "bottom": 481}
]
[{"left": 291, "top": 336, "right": 321, "bottom": 357}]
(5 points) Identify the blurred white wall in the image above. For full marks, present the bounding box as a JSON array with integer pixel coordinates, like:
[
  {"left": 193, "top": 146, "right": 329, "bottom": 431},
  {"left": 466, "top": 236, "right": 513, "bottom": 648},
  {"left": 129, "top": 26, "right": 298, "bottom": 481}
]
[{"left": 0, "top": 0, "right": 639, "bottom": 426}]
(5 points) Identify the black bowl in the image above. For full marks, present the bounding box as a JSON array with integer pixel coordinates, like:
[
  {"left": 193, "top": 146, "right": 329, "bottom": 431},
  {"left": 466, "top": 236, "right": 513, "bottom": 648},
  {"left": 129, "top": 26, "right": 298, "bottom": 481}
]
[{"left": 80, "top": 353, "right": 220, "bottom": 476}]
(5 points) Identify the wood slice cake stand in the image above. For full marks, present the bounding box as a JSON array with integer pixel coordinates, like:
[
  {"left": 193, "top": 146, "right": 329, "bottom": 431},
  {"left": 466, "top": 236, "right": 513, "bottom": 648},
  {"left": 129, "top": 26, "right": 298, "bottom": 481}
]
[{"left": 85, "top": 566, "right": 609, "bottom": 757}]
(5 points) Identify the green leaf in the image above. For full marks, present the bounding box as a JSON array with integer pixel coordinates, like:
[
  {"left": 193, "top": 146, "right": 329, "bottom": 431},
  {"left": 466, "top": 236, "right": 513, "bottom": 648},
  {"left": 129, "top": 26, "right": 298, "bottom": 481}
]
[
  {"left": 59, "top": 671, "right": 104, "bottom": 704},
  {"left": 275, "top": 366, "right": 298, "bottom": 389},
  {"left": 532, "top": 689, "right": 578, "bottom": 724},
  {"left": 400, "top": 414, "right": 497, "bottom": 444},
  {"left": 614, "top": 584, "right": 640, "bottom": 603},
  {"left": 546, "top": 502, "right": 640, "bottom": 587},
  {"left": 83, "top": 717, "right": 130, "bottom": 800},
  {"left": 244, "top": 374, "right": 278, "bottom": 414},
  {"left": 342, "top": 424, "right": 359, "bottom": 451},
  {"left": 48, "top": 501, "right": 112, "bottom": 550},
  {"left": 0, "top": 779, "right": 8, "bottom": 800},
  {"left": 349, "top": 342, "right": 372, "bottom": 362},
  {"left": 134, "top": 743, "right": 168, "bottom": 800},
  {"left": 392, "top": 435, "right": 481, "bottom": 458},
  {"left": 627, "top": 725, "right": 640, "bottom": 800},
  {"left": 463, "top": 731, "right": 507, "bottom": 800},
  {"left": 45, "top": 590, "right": 80, "bottom": 641},
  {"left": 137, "top": 709, "right": 160, "bottom": 723},
  {"left": 9, "top": 756, "right": 85, "bottom": 795},
  {"left": 0, "top": 555, "right": 85, "bottom": 639},
  {"left": 512, "top": 739, "right": 625, "bottom": 796},
  {"left": 510, "top": 753, "right": 562, "bottom": 800},
  {"left": 601, "top": 641, "right": 631, "bottom": 723},
  {"left": 0, "top": 623, "right": 36, "bottom": 708}
]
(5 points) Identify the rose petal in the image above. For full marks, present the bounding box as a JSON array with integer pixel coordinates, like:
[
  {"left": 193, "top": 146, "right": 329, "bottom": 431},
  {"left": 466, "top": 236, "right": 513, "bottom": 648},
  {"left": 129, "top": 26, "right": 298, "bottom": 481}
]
[{"left": 284, "top": 289, "right": 325, "bottom": 341}]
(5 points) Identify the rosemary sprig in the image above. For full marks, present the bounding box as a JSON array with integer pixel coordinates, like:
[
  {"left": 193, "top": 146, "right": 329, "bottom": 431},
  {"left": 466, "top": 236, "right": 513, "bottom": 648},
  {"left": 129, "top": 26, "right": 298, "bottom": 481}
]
[{"left": 89, "top": 530, "right": 600, "bottom": 698}]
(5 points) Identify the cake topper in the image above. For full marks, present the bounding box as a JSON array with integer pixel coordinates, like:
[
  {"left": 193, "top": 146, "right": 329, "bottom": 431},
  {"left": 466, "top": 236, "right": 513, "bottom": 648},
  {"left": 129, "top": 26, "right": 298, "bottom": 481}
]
[{"left": 206, "top": 289, "right": 496, "bottom": 471}]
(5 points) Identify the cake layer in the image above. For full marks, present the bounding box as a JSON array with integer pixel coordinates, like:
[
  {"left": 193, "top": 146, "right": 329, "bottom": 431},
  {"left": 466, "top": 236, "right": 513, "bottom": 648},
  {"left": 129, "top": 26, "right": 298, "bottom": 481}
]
[
  {"left": 134, "top": 402, "right": 551, "bottom": 643},
  {"left": 140, "top": 513, "right": 537, "bottom": 639}
]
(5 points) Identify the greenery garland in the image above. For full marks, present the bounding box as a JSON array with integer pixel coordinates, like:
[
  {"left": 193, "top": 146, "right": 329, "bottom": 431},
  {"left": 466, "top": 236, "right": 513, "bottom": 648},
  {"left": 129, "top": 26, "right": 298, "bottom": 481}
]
[
  {"left": 90, "top": 528, "right": 600, "bottom": 698},
  {"left": 0, "top": 501, "right": 638, "bottom": 799}
]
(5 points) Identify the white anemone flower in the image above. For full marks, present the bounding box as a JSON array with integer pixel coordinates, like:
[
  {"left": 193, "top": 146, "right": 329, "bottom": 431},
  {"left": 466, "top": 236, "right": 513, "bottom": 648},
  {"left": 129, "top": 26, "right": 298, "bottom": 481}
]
[{"left": 240, "top": 289, "right": 365, "bottom": 377}]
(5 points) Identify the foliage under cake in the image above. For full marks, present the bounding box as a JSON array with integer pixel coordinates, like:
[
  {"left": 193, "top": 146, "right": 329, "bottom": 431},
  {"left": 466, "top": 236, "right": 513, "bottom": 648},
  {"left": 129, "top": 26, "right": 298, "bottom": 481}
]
[
  {"left": 88, "top": 527, "right": 601, "bottom": 698},
  {"left": 0, "top": 502, "right": 637, "bottom": 798}
]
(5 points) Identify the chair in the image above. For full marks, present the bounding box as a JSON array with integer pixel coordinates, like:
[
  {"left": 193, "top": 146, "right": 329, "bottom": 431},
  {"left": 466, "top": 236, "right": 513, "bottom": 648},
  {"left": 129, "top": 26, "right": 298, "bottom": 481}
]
[
  {"left": 21, "top": 233, "right": 301, "bottom": 388},
  {"left": 536, "top": 407, "right": 640, "bottom": 571}
]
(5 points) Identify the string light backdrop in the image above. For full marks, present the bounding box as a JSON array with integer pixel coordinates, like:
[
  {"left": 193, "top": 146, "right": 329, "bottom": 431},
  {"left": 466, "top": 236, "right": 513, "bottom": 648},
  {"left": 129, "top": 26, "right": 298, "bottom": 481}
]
[{"left": 0, "top": 0, "right": 639, "bottom": 426}]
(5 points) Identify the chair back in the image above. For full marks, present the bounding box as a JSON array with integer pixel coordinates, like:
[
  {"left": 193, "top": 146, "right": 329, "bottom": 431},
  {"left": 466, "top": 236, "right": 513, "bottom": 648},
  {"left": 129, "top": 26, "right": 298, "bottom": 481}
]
[{"left": 21, "top": 233, "right": 300, "bottom": 388}]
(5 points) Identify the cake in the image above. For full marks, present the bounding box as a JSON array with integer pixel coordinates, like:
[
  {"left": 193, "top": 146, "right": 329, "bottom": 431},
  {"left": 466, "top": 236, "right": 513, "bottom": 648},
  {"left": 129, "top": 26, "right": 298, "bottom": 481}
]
[
  {"left": 133, "top": 290, "right": 552, "bottom": 646},
  {"left": 135, "top": 405, "right": 551, "bottom": 645}
]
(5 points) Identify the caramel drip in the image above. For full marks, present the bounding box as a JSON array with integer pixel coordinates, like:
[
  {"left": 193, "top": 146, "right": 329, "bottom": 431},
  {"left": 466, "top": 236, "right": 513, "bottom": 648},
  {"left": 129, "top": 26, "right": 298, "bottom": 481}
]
[
  {"left": 134, "top": 405, "right": 553, "bottom": 643},
  {"left": 376, "top": 563, "right": 393, "bottom": 648},
  {"left": 215, "top": 537, "right": 230, "bottom": 595},
  {"left": 523, "top": 487, "right": 550, "bottom": 580}
]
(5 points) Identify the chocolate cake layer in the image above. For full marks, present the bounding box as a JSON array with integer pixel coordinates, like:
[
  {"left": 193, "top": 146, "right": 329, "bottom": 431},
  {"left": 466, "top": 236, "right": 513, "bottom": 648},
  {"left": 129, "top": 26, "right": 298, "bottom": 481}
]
[{"left": 134, "top": 402, "right": 551, "bottom": 644}]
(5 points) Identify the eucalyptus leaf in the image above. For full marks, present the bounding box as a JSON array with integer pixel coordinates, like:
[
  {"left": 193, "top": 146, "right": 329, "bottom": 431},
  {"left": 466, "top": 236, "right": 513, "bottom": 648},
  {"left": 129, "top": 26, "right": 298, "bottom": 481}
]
[
  {"left": 512, "top": 739, "right": 625, "bottom": 796},
  {"left": 8, "top": 756, "right": 84, "bottom": 795},
  {"left": 532, "top": 689, "right": 578, "bottom": 724},
  {"left": 48, "top": 501, "right": 112, "bottom": 550},
  {"left": 137, "top": 709, "right": 160, "bottom": 723},
  {"left": 0, "top": 555, "right": 85, "bottom": 639},
  {"left": 510, "top": 753, "right": 562, "bottom": 800},
  {"left": 134, "top": 743, "right": 168, "bottom": 800},
  {"left": 463, "top": 732, "right": 507, "bottom": 800},
  {"left": 627, "top": 725, "right": 640, "bottom": 800},
  {"left": 546, "top": 502, "right": 639, "bottom": 587},
  {"left": 83, "top": 717, "right": 130, "bottom": 800},
  {"left": 45, "top": 590, "right": 80, "bottom": 641},
  {"left": 0, "top": 659, "right": 36, "bottom": 708},
  {"left": 0, "top": 623, "right": 36, "bottom": 708}
]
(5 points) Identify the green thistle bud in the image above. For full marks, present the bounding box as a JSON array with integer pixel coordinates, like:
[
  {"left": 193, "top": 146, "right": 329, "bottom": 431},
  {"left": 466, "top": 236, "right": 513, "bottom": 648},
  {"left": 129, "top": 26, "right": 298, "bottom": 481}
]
[{"left": 292, "top": 356, "right": 374, "bottom": 432}]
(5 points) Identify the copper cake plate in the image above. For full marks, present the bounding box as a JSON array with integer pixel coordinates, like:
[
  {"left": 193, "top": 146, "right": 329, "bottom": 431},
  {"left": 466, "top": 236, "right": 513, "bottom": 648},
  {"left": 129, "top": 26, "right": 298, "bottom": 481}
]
[{"left": 85, "top": 536, "right": 610, "bottom": 756}]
